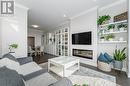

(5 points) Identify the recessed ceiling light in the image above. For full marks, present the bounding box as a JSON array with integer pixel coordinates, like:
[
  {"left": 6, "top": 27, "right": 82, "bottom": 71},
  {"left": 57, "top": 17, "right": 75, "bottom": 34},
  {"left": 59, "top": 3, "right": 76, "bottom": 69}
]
[
  {"left": 93, "top": 0, "right": 97, "bottom": 2},
  {"left": 31, "top": 25, "right": 39, "bottom": 28},
  {"left": 63, "top": 14, "right": 67, "bottom": 17}
]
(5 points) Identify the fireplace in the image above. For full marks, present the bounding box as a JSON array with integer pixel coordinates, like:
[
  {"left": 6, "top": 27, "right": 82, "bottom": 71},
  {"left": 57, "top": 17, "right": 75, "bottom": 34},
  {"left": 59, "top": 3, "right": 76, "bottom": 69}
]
[{"left": 73, "top": 49, "right": 93, "bottom": 59}]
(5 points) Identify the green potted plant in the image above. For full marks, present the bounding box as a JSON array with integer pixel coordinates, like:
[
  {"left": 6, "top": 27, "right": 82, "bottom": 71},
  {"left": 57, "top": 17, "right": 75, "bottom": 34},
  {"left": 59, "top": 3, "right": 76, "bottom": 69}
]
[
  {"left": 105, "top": 34, "right": 115, "bottom": 41},
  {"left": 97, "top": 15, "right": 111, "bottom": 25},
  {"left": 113, "top": 47, "right": 126, "bottom": 69},
  {"left": 9, "top": 44, "right": 18, "bottom": 53},
  {"left": 107, "top": 24, "right": 115, "bottom": 32},
  {"left": 117, "top": 24, "right": 127, "bottom": 31}
]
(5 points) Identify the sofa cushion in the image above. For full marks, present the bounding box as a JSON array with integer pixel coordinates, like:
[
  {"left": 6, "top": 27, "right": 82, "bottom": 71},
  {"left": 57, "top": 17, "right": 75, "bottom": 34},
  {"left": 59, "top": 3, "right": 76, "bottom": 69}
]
[
  {"left": 17, "top": 57, "right": 33, "bottom": 65},
  {"left": 2, "top": 53, "right": 18, "bottom": 62},
  {"left": 0, "top": 67, "right": 25, "bottom": 86},
  {"left": 98, "top": 53, "right": 109, "bottom": 63},
  {"left": 18, "top": 62, "right": 42, "bottom": 76},
  {"left": 0, "top": 58, "right": 20, "bottom": 72},
  {"left": 49, "top": 77, "right": 73, "bottom": 86},
  {"left": 104, "top": 53, "right": 113, "bottom": 62}
]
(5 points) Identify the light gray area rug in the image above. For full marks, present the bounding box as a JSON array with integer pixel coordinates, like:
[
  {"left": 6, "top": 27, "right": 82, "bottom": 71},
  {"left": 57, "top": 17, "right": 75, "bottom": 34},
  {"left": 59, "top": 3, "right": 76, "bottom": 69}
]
[{"left": 39, "top": 62, "right": 116, "bottom": 83}]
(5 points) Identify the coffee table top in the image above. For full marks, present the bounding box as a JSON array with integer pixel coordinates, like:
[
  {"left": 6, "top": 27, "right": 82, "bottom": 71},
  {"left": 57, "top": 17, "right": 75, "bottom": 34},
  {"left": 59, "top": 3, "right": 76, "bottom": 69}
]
[{"left": 49, "top": 56, "right": 79, "bottom": 65}]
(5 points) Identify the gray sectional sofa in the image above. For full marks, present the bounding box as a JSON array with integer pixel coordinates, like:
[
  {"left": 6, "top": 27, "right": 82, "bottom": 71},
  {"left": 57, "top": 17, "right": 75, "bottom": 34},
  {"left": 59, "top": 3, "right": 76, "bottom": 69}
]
[{"left": 0, "top": 54, "right": 73, "bottom": 86}]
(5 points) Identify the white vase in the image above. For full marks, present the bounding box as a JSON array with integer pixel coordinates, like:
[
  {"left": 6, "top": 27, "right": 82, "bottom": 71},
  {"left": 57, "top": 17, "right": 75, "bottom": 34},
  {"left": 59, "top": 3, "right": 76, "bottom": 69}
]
[
  {"left": 119, "top": 37, "right": 124, "bottom": 41},
  {"left": 109, "top": 29, "right": 114, "bottom": 32},
  {"left": 109, "top": 38, "right": 113, "bottom": 41},
  {"left": 101, "top": 39, "right": 105, "bottom": 42},
  {"left": 119, "top": 28, "right": 125, "bottom": 31}
]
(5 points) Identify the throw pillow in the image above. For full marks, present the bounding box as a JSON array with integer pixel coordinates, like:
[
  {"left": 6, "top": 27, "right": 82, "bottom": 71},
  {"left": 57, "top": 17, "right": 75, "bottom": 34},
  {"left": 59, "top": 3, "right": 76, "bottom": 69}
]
[
  {"left": 0, "top": 67, "right": 25, "bottom": 86},
  {"left": 98, "top": 53, "right": 109, "bottom": 63},
  {"left": 49, "top": 77, "right": 73, "bottom": 86},
  {"left": 104, "top": 53, "right": 113, "bottom": 62}
]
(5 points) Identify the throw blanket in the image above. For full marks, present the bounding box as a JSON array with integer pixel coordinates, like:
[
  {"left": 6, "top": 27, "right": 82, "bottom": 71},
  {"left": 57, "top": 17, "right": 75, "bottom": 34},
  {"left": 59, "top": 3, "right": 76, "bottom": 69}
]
[
  {"left": 0, "top": 67, "right": 25, "bottom": 86},
  {"left": 23, "top": 69, "right": 47, "bottom": 81}
]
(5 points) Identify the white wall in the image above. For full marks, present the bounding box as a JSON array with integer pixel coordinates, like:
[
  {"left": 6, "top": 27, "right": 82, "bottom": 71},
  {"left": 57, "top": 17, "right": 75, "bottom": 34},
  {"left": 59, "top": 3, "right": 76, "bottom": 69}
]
[
  {"left": 0, "top": 19, "right": 2, "bottom": 56},
  {"left": 128, "top": 0, "right": 130, "bottom": 78},
  {"left": 0, "top": 5, "right": 28, "bottom": 58},
  {"left": 28, "top": 28, "right": 44, "bottom": 48},
  {"left": 70, "top": 7, "right": 98, "bottom": 67}
]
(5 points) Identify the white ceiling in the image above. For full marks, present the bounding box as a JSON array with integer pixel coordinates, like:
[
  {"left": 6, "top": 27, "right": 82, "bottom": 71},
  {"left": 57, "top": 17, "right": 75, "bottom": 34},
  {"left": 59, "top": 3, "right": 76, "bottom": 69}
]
[{"left": 16, "top": 0, "right": 119, "bottom": 31}]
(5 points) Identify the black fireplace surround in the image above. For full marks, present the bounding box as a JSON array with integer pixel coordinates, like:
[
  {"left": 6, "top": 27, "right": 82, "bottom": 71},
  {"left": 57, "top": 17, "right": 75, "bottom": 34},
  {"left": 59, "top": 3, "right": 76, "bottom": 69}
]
[{"left": 73, "top": 49, "right": 93, "bottom": 59}]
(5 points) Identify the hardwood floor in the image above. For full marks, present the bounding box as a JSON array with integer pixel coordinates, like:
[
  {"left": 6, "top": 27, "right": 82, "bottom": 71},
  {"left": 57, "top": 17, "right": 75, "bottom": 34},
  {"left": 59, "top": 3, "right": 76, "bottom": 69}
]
[
  {"left": 32, "top": 53, "right": 56, "bottom": 64},
  {"left": 32, "top": 53, "right": 130, "bottom": 86}
]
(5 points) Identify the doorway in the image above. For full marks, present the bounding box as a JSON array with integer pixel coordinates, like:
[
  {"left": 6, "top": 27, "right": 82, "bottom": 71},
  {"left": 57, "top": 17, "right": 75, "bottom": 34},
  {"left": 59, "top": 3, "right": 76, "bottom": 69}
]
[{"left": 28, "top": 37, "right": 35, "bottom": 49}]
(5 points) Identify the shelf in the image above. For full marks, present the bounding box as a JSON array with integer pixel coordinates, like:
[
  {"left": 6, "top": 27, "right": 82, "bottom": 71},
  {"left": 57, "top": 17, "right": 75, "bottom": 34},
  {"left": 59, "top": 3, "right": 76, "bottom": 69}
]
[
  {"left": 101, "top": 30, "right": 127, "bottom": 35},
  {"left": 50, "top": 65, "right": 79, "bottom": 77},
  {"left": 99, "top": 41, "right": 127, "bottom": 44},
  {"left": 99, "top": 20, "right": 127, "bottom": 27}
]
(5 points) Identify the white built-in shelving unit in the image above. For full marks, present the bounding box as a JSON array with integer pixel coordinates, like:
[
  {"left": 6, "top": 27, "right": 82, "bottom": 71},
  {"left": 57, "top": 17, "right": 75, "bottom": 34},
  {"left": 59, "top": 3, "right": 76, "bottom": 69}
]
[
  {"left": 55, "top": 27, "right": 69, "bottom": 56},
  {"left": 98, "top": 20, "right": 128, "bottom": 44}
]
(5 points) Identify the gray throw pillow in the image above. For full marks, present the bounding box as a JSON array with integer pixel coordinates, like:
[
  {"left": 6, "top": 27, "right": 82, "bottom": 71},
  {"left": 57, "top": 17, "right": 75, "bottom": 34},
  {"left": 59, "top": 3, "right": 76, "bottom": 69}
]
[
  {"left": 2, "top": 53, "right": 18, "bottom": 62},
  {"left": 49, "top": 77, "right": 73, "bottom": 86},
  {"left": 0, "top": 67, "right": 25, "bottom": 86}
]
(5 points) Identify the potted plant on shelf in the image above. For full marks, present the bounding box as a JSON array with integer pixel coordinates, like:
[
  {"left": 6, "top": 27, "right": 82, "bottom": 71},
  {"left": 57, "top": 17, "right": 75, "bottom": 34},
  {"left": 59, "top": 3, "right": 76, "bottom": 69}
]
[
  {"left": 106, "top": 34, "right": 115, "bottom": 41},
  {"left": 117, "top": 23, "right": 127, "bottom": 31},
  {"left": 9, "top": 44, "right": 18, "bottom": 53},
  {"left": 97, "top": 15, "right": 111, "bottom": 25},
  {"left": 113, "top": 47, "right": 126, "bottom": 69},
  {"left": 107, "top": 24, "right": 115, "bottom": 32}
]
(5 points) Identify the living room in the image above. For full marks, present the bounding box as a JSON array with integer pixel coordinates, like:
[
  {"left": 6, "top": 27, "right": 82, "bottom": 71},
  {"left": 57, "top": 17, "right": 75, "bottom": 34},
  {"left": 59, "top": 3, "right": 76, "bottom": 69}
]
[{"left": 0, "top": 0, "right": 130, "bottom": 86}]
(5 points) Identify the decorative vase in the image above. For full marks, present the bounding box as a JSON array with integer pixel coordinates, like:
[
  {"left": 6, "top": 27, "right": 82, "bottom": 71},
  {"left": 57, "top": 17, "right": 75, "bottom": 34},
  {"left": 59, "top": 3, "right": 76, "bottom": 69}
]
[
  {"left": 108, "top": 38, "right": 113, "bottom": 41},
  {"left": 119, "top": 37, "right": 124, "bottom": 41},
  {"left": 109, "top": 29, "right": 114, "bottom": 32},
  {"left": 114, "top": 61, "right": 123, "bottom": 69},
  {"left": 101, "top": 39, "right": 105, "bottom": 42},
  {"left": 119, "top": 28, "right": 125, "bottom": 31}
]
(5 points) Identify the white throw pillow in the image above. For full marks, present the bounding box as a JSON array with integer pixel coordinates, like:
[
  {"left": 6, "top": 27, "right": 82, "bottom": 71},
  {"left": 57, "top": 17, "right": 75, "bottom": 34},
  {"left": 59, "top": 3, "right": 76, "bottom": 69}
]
[{"left": 0, "top": 58, "right": 20, "bottom": 72}]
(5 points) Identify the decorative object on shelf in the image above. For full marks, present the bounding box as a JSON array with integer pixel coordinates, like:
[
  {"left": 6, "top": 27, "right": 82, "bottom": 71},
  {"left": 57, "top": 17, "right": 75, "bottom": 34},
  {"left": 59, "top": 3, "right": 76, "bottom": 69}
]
[
  {"left": 107, "top": 24, "right": 115, "bottom": 32},
  {"left": 113, "top": 47, "right": 126, "bottom": 69},
  {"left": 105, "top": 34, "right": 115, "bottom": 41},
  {"left": 114, "top": 11, "right": 128, "bottom": 22},
  {"left": 117, "top": 23, "right": 127, "bottom": 31},
  {"left": 100, "top": 36, "right": 105, "bottom": 42},
  {"left": 9, "top": 44, "right": 18, "bottom": 53},
  {"left": 97, "top": 15, "right": 111, "bottom": 25},
  {"left": 119, "top": 37, "right": 124, "bottom": 41}
]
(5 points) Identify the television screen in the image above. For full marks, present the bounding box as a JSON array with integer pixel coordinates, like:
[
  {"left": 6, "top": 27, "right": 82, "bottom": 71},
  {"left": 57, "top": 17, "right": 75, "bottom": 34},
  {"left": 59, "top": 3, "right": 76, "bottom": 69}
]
[{"left": 72, "top": 31, "right": 92, "bottom": 45}]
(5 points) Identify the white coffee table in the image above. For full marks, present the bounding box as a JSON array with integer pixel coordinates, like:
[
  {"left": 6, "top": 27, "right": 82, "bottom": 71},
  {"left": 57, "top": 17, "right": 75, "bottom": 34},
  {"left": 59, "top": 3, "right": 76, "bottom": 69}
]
[{"left": 48, "top": 56, "right": 80, "bottom": 77}]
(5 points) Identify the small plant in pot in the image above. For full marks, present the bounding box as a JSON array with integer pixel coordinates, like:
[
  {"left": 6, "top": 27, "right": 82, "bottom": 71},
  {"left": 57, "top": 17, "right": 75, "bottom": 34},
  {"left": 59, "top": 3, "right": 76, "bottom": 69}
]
[
  {"left": 9, "top": 44, "right": 18, "bottom": 53},
  {"left": 97, "top": 15, "right": 111, "bottom": 25},
  {"left": 107, "top": 24, "right": 115, "bottom": 32},
  {"left": 117, "top": 24, "right": 127, "bottom": 31},
  {"left": 113, "top": 47, "right": 126, "bottom": 69},
  {"left": 106, "top": 34, "right": 115, "bottom": 41}
]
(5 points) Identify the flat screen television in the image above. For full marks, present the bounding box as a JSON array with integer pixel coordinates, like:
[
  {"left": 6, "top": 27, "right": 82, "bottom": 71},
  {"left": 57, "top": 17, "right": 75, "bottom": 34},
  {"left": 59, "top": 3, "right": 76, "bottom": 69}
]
[{"left": 72, "top": 31, "right": 92, "bottom": 45}]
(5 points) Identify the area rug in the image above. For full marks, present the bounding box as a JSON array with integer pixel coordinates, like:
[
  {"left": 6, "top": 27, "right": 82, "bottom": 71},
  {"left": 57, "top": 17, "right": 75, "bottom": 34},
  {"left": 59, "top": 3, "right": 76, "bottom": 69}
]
[{"left": 39, "top": 62, "right": 117, "bottom": 86}]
